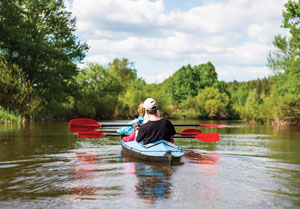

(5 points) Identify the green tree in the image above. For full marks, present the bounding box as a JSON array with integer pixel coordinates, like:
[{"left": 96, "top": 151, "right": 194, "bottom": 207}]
[
  {"left": 193, "top": 62, "right": 218, "bottom": 89},
  {"left": 267, "top": 0, "right": 300, "bottom": 124},
  {"left": 169, "top": 64, "right": 195, "bottom": 101},
  {"left": 74, "top": 63, "right": 122, "bottom": 119},
  {"left": 109, "top": 58, "right": 137, "bottom": 90},
  {"left": 144, "top": 83, "right": 174, "bottom": 117},
  {"left": 167, "top": 62, "right": 218, "bottom": 102},
  {"left": 212, "top": 80, "right": 228, "bottom": 93},
  {"left": 195, "top": 87, "right": 230, "bottom": 119},
  {"left": 119, "top": 78, "right": 146, "bottom": 118},
  {"left": 242, "top": 89, "right": 263, "bottom": 123},
  {"left": 0, "top": 0, "right": 89, "bottom": 107},
  {"left": 0, "top": 61, "right": 40, "bottom": 117}
]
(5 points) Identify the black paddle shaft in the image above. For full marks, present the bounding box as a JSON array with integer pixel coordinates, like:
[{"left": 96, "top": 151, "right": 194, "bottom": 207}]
[
  {"left": 102, "top": 133, "right": 195, "bottom": 139},
  {"left": 100, "top": 123, "right": 200, "bottom": 127}
]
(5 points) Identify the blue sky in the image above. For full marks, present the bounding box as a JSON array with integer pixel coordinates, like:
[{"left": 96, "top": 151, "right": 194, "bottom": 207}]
[
  {"left": 66, "top": 0, "right": 288, "bottom": 83},
  {"left": 163, "top": 0, "right": 206, "bottom": 11}
]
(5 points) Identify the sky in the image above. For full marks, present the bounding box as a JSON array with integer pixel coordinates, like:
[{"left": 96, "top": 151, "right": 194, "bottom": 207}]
[{"left": 66, "top": 0, "right": 289, "bottom": 84}]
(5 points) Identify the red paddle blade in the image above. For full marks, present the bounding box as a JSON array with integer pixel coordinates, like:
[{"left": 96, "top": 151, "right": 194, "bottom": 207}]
[
  {"left": 70, "top": 126, "right": 100, "bottom": 132},
  {"left": 75, "top": 131, "right": 106, "bottom": 138},
  {"left": 178, "top": 128, "right": 202, "bottom": 136},
  {"left": 69, "top": 118, "right": 102, "bottom": 132},
  {"left": 194, "top": 133, "right": 220, "bottom": 142},
  {"left": 199, "top": 124, "right": 227, "bottom": 128}
]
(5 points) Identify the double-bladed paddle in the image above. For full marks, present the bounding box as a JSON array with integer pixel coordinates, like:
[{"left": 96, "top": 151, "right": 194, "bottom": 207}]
[
  {"left": 69, "top": 118, "right": 227, "bottom": 132},
  {"left": 98, "top": 128, "right": 202, "bottom": 135},
  {"left": 73, "top": 129, "right": 220, "bottom": 142}
]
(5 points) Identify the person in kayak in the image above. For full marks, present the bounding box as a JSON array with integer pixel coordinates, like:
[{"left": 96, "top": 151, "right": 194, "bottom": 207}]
[
  {"left": 118, "top": 103, "right": 145, "bottom": 142},
  {"left": 136, "top": 98, "right": 176, "bottom": 145}
]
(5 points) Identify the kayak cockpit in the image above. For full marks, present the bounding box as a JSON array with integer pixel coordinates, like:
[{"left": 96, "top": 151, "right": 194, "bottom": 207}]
[{"left": 121, "top": 139, "right": 184, "bottom": 165}]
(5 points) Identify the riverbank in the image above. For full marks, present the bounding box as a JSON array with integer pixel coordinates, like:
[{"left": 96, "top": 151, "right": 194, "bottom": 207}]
[
  {"left": 0, "top": 107, "right": 24, "bottom": 123},
  {"left": 1, "top": 107, "right": 298, "bottom": 127}
]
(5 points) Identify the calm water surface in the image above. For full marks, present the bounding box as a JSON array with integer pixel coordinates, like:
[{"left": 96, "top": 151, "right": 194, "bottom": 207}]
[{"left": 0, "top": 120, "right": 300, "bottom": 208}]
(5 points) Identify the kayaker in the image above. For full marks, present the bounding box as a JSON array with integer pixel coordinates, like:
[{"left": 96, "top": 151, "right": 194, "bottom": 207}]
[
  {"left": 118, "top": 103, "right": 145, "bottom": 142},
  {"left": 135, "top": 98, "right": 176, "bottom": 145}
]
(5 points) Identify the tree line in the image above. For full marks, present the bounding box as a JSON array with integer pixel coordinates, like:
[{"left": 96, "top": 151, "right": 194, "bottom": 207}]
[{"left": 0, "top": 0, "right": 299, "bottom": 125}]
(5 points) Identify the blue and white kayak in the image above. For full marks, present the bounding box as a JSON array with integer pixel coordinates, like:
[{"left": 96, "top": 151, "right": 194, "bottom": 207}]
[{"left": 121, "top": 139, "right": 184, "bottom": 165}]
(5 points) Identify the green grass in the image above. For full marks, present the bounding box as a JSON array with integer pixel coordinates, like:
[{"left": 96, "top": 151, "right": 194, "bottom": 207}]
[{"left": 0, "top": 106, "right": 24, "bottom": 123}]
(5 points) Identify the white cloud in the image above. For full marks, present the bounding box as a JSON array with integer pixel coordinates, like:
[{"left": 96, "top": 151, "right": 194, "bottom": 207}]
[
  {"left": 247, "top": 24, "right": 270, "bottom": 43},
  {"left": 85, "top": 55, "right": 115, "bottom": 65},
  {"left": 217, "top": 66, "right": 272, "bottom": 81},
  {"left": 147, "top": 73, "right": 171, "bottom": 84},
  {"left": 170, "top": 2, "right": 248, "bottom": 34},
  {"left": 70, "top": 0, "right": 168, "bottom": 34},
  {"left": 68, "top": 0, "right": 289, "bottom": 83},
  {"left": 225, "top": 42, "right": 270, "bottom": 65}
]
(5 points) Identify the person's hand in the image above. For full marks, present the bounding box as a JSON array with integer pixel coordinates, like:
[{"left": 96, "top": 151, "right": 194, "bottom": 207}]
[{"left": 132, "top": 121, "right": 141, "bottom": 130}]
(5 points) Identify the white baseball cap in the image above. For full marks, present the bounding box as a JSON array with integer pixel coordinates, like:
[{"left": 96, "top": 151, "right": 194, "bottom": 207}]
[{"left": 143, "top": 98, "right": 158, "bottom": 111}]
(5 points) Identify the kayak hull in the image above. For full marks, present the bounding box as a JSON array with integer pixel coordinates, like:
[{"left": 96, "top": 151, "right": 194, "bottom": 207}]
[{"left": 121, "top": 139, "right": 184, "bottom": 165}]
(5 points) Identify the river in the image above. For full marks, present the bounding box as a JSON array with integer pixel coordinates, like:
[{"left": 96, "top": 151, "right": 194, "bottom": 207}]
[{"left": 0, "top": 120, "right": 300, "bottom": 208}]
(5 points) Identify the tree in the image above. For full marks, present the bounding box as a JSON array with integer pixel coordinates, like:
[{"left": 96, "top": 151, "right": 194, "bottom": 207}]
[
  {"left": 74, "top": 63, "right": 123, "bottom": 119},
  {"left": 167, "top": 64, "right": 194, "bottom": 102},
  {"left": 167, "top": 62, "right": 218, "bottom": 102},
  {"left": 0, "top": 61, "right": 39, "bottom": 117},
  {"left": 0, "top": 0, "right": 89, "bottom": 106},
  {"left": 108, "top": 58, "right": 137, "bottom": 90},
  {"left": 242, "top": 89, "right": 263, "bottom": 123},
  {"left": 119, "top": 78, "right": 146, "bottom": 118},
  {"left": 195, "top": 87, "right": 230, "bottom": 119},
  {"left": 193, "top": 62, "right": 218, "bottom": 89},
  {"left": 267, "top": 0, "right": 300, "bottom": 124}
]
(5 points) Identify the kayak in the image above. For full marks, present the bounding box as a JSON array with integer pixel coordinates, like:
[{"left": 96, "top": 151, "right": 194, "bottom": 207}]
[{"left": 121, "top": 139, "right": 184, "bottom": 165}]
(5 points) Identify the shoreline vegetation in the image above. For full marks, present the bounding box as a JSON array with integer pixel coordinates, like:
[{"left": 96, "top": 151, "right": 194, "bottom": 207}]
[
  {"left": 0, "top": 1, "right": 299, "bottom": 126},
  {"left": 0, "top": 107, "right": 24, "bottom": 124}
]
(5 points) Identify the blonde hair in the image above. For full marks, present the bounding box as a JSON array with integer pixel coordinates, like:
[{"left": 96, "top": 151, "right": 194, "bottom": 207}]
[{"left": 137, "top": 103, "right": 145, "bottom": 117}]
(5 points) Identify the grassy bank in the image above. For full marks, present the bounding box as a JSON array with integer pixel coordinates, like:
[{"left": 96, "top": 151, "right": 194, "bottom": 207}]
[{"left": 0, "top": 106, "right": 24, "bottom": 123}]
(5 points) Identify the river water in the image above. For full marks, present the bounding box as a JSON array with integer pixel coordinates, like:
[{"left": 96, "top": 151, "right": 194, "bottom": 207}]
[{"left": 0, "top": 120, "right": 299, "bottom": 208}]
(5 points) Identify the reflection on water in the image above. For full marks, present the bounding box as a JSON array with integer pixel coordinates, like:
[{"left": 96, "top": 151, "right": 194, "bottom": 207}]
[
  {"left": 68, "top": 149, "right": 175, "bottom": 206},
  {"left": 70, "top": 151, "right": 100, "bottom": 200},
  {"left": 121, "top": 155, "right": 175, "bottom": 205},
  {"left": 134, "top": 163, "right": 172, "bottom": 202},
  {"left": 0, "top": 120, "right": 300, "bottom": 208},
  {"left": 68, "top": 149, "right": 223, "bottom": 206},
  {"left": 184, "top": 150, "right": 220, "bottom": 175},
  {"left": 181, "top": 150, "right": 221, "bottom": 206}
]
